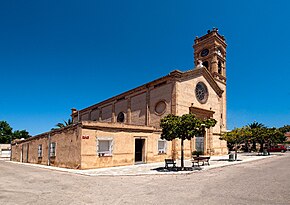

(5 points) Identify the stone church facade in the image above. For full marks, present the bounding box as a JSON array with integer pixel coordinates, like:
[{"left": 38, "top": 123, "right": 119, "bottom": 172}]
[{"left": 11, "top": 28, "right": 228, "bottom": 169}]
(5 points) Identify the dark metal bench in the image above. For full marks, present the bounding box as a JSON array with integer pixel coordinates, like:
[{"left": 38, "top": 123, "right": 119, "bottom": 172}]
[
  {"left": 192, "top": 156, "right": 210, "bottom": 167},
  {"left": 164, "top": 159, "right": 176, "bottom": 169}
]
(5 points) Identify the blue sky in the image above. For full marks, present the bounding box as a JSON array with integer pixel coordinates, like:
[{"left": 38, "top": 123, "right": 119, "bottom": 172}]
[{"left": 1, "top": 0, "right": 289, "bottom": 135}]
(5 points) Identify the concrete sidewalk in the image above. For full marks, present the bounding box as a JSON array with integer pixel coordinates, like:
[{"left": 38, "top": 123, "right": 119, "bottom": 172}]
[{"left": 8, "top": 153, "right": 279, "bottom": 176}]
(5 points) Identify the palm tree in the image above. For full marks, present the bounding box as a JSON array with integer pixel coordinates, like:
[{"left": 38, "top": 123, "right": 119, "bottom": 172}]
[
  {"left": 52, "top": 119, "right": 73, "bottom": 130},
  {"left": 248, "top": 122, "right": 265, "bottom": 129},
  {"left": 248, "top": 122, "right": 266, "bottom": 152}
]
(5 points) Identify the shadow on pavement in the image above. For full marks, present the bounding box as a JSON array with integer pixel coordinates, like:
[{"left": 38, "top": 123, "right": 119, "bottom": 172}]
[
  {"left": 243, "top": 153, "right": 284, "bottom": 156},
  {"left": 211, "top": 159, "right": 242, "bottom": 162},
  {"left": 151, "top": 166, "right": 202, "bottom": 172}
]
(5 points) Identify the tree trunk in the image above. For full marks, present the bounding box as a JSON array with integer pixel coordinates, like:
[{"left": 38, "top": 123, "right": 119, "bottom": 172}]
[
  {"left": 252, "top": 141, "right": 256, "bottom": 151},
  {"left": 181, "top": 138, "right": 184, "bottom": 170},
  {"left": 245, "top": 141, "right": 249, "bottom": 152},
  {"left": 260, "top": 142, "right": 264, "bottom": 153}
]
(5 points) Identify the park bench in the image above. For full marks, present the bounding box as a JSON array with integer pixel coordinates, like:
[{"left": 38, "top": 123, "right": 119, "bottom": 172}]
[
  {"left": 192, "top": 156, "right": 210, "bottom": 167},
  {"left": 164, "top": 159, "right": 176, "bottom": 169}
]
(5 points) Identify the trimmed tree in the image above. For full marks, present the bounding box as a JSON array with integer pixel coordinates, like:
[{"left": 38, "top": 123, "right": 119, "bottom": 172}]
[
  {"left": 255, "top": 127, "right": 285, "bottom": 152},
  {"left": 160, "top": 114, "right": 217, "bottom": 169},
  {"left": 279, "top": 125, "right": 290, "bottom": 134},
  {"left": 220, "top": 127, "right": 252, "bottom": 160}
]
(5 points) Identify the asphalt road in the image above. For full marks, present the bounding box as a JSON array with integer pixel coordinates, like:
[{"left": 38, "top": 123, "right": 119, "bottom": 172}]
[{"left": 1, "top": 153, "right": 290, "bottom": 205}]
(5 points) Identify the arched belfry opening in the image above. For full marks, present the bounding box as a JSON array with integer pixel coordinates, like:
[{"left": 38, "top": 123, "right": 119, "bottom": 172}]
[
  {"left": 202, "top": 61, "right": 209, "bottom": 69},
  {"left": 218, "top": 61, "right": 222, "bottom": 74}
]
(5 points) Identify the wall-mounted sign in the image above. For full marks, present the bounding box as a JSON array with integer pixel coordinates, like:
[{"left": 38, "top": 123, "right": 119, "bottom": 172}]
[{"left": 82, "top": 135, "right": 89, "bottom": 139}]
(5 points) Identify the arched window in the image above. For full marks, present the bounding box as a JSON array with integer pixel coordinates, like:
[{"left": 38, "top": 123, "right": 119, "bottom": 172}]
[
  {"left": 117, "top": 112, "right": 125, "bottom": 123},
  {"left": 202, "top": 61, "right": 209, "bottom": 69},
  {"left": 218, "top": 61, "right": 222, "bottom": 74}
]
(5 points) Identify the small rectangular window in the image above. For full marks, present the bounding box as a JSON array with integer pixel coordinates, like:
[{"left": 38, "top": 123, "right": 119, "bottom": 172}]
[
  {"left": 38, "top": 145, "right": 42, "bottom": 158},
  {"left": 97, "top": 139, "right": 113, "bottom": 156},
  {"left": 50, "top": 142, "right": 56, "bottom": 157},
  {"left": 158, "top": 140, "right": 167, "bottom": 154}
]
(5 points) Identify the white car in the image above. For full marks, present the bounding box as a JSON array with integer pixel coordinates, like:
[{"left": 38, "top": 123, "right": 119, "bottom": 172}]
[{"left": 287, "top": 146, "right": 290, "bottom": 151}]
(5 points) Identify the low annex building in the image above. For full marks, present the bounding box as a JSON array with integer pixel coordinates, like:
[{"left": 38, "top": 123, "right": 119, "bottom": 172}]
[
  {"left": 12, "top": 29, "right": 228, "bottom": 169},
  {"left": 0, "top": 144, "right": 11, "bottom": 160}
]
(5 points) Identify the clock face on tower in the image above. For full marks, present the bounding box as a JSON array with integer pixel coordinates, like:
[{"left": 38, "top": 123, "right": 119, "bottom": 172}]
[{"left": 201, "top": 49, "right": 209, "bottom": 57}]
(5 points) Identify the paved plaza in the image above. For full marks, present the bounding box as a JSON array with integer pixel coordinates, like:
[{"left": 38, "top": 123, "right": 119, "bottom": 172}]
[
  {"left": 1, "top": 153, "right": 290, "bottom": 205},
  {"left": 8, "top": 153, "right": 275, "bottom": 176}
]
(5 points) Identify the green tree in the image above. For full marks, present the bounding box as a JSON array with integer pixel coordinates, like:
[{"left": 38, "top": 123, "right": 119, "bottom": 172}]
[
  {"left": 248, "top": 122, "right": 266, "bottom": 151},
  {"left": 0, "top": 121, "right": 13, "bottom": 143},
  {"left": 257, "top": 127, "right": 285, "bottom": 151},
  {"left": 247, "top": 126, "right": 285, "bottom": 153},
  {"left": 160, "top": 114, "right": 217, "bottom": 169},
  {"left": 12, "top": 130, "right": 31, "bottom": 141},
  {"left": 0, "top": 121, "right": 31, "bottom": 143},
  {"left": 268, "top": 128, "right": 286, "bottom": 145},
  {"left": 220, "top": 127, "right": 252, "bottom": 160},
  {"left": 279, "top": 125, "right": 290, "bottom": 134}
]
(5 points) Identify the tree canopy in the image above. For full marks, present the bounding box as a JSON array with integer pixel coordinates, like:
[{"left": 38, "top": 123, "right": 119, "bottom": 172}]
[
  {"left": 221, "top": 121, "right": 287, "bottom": 156},
  {"left": 220, "top": 127, "right": 252, "bottom": 160},
  {"left": 160, "top": 114, "right": 217, "bottom": 169},
  {"left": 0, "top": 121, "right": 31, "bottom": 144},
  {"left": 279, "top": 125, "right": 290, "bottom": 134}
]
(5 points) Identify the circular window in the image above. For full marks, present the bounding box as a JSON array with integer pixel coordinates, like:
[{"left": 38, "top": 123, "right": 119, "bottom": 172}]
[
  {"left": 195, "top": 82, "right": 208, "bottom": 104},
  {"left": 117, "top": 112, "right": 125, "bottom": 123},
  {"left": 201, "top": 48, "right": 209, "bottom": 57},
  {"left": 155, "top": 101, "right": 167, "bottom": 115}
]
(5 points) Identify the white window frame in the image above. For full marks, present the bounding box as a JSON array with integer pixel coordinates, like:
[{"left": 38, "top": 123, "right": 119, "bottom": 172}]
[
  {"left": 38, "top": 144, "right": 42, "bottom": 158},
  {"left": 97, "top": 138, "right": 113, "bottom": 157},
  {"left": 50, "top": 142, "right": 56, "bottom": 157},
  {"left": 158, "top": 139, "right": 167, "bottom": 154}
]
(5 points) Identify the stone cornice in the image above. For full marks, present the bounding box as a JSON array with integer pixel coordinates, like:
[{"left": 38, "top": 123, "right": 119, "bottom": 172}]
[
  {"left": 81, "top": 121, "right": 162, "bottom": 133},
  {"left": 201, "top": 68, "right": 224, "bottom": 97},
  {"left": 189, "top": 106, "right": 215, "bottom": 119},
  {"left": 194, "top": 30, "right": 227, "bottom": 48}
]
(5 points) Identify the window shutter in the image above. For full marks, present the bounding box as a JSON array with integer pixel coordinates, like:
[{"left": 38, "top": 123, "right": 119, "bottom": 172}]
[
  {"left": 110, "top": 140, "right": 113, "bottom": 154},
  {"left": 96, "top": 138, "right": 99, "bottom": 154},
  {"left": 164, "top": 141, "right": 167, "bottom": 153}
]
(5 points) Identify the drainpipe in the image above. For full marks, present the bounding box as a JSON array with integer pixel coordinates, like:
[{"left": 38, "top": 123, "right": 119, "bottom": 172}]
[{"left": 47, "top": 134, "right": 51, "bottom": 166}]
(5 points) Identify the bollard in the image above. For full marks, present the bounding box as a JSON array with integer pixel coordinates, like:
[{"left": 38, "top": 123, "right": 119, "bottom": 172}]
[
  {"left": 229, "top": 153, "right": 234, "bottom": 161},
  {"left": 263, "top": 150, "right": 268, "bottom": 156}
]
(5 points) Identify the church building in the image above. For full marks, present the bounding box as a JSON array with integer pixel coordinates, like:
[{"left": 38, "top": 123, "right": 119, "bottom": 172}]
[{"left": 11, "top": 28, "right": 228, "bottom": 169}]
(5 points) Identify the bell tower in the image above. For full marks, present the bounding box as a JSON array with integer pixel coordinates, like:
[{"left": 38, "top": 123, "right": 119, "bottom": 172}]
[{"left": 193, "top": 28, "right": 227, "bottom": 83}]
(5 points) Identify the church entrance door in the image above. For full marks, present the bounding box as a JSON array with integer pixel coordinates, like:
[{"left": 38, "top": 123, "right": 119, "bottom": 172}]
[
  {"left": 135, "top": 139, "right": 145, "bottom": 163},
  {"left": 195, "top": 134, "right": 204, "bottom": 153}
]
